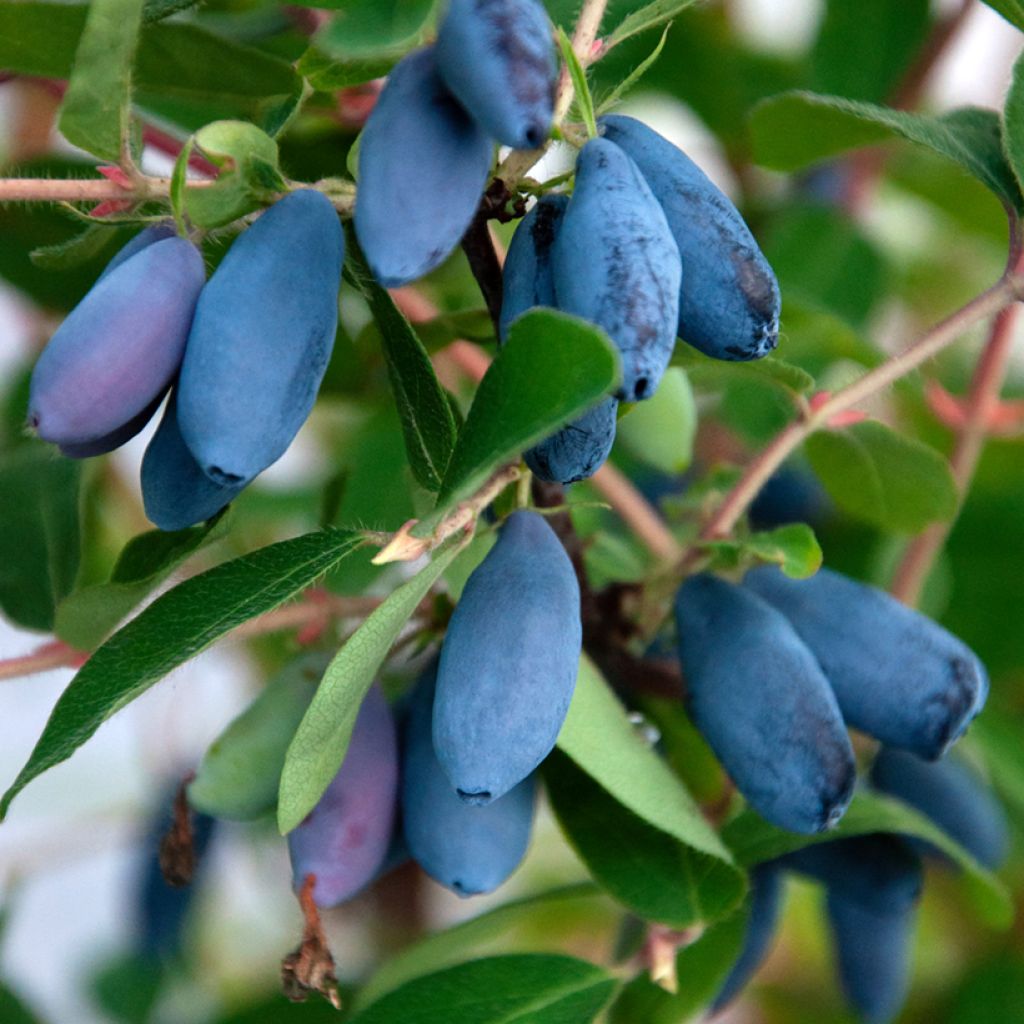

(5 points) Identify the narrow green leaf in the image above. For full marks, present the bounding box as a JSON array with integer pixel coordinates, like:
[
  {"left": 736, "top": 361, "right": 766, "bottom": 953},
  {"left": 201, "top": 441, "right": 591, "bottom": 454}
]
[
  {"left": 59, "top": 0, "right": 145, "bottom": 162},
  {"left": 551, "top": 659, "right": 745, "bottom": 925},
  {"left": 350, "top": 954, "right": 618, "bottom": 1024},
  {"left": 598, "top": 26, "right": 669, "bottom": 113},
  {"left": 297, "top": 47, "right": 397, "bottom": 91},
  {"left": 357, "top": 885, "right": 604, "bottom": 1010},
  {"left": 723, "top": 790, "right": 1013, "bottom": 928},
  {"left": 0, "top": 448, "right": 81, "bottom": 633},
  {"left": 169, "top": 139, "right": 191, "bottom": 234},
  {"left": 983, "top": 0, "right": 1024, "bottom": 32},
  {"left": 344, "top": 234, "right": 457, "bottom": 492},
  {"left": 30, "top": 225, "right": 121, "bottom": 272},
  {"left": 546, "top": 750, "right": 745, "bottom": 928},
  {"left": 189, "top": 652, "right": 327, "bottom": 820},
  {"left": 677, "top": 348, "right": 815, "bottom": 397},
  {"left": 745, "top": 523, "right": 823, "bottom": 579},
  {"left": 616, "top": 367, "right": 696, "bottom": 475},
  {"left": 557, "top": 27, "right": 597, "bottom": 139},
  {"left": 0, "top": 529, "right": 363, "bottom": 820},
  {"left": 750, "top": 92, "right": 1024, "bottom": 214},
  {"left": 278, "top": 544, "right": 460, "bottom": 834},
  {"left": 806, "top": 420, "right": 958, "bottom": 533},
  {"left": 605, "top": 0, "right": 701, "bottom": 49},
  {"left": 54, "top": 512, "right": 229, "bottom": 650},
  {"left": 1002, "top": 50, "right": 1024, "bottom": 195},
  {"left": 608, "top": 908, "right": 749, "bottom": 1024},
  {"left": 417, "top": 310, "right": 620, "bottom": 537},
  {"left": 810, "top": 0, "right": 931, "bottom": 104}
]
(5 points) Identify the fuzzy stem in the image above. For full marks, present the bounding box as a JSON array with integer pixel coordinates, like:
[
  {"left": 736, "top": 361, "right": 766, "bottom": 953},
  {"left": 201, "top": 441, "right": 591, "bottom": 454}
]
[{"left": 0, "top": 175, "right": 208, "bottom": 203}]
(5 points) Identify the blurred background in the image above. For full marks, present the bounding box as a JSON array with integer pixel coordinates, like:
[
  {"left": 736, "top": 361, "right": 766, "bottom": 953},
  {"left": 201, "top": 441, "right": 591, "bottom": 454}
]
[{"left": 2, "top": 1, "right": 1024, "bottom": 1022}]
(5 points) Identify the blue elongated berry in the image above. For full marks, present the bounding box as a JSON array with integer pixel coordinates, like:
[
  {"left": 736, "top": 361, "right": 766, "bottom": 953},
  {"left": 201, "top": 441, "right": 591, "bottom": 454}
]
[
  {"left": 781, "top": 835, "right": 924, "bottom": 915},
  {"left": 177, "top": 190, "right": 343, "bottom": 487},
  {"left": 524, "top": 397, "right": 618, "bottom": 484},
  {"left": 402, "top": 662, "right": 536, "bottom": 896},
  {"left": 141, "top": 392, "right": 243, "bottom": 531},
  {"left": 553, "top": 138, "right": 682, "bottom": 402},
  {"left": 827, "top": 891, "right": 915, "bottom": 1024},
  {"left": 744, "top": 566, "right": 988, "bottom": 760},
  {"left": 355, "top": 47, "right": 493, "bottom": 287},
  {"left": 675, "top": 574, "right": 856, "bottom": 834},
  {"left": 99, "top": 223, "right": 178, "bottom": 282},
  {"left": 711, "top": 863, "right": 785, "bottom": 1011},
  {"left": 28, "top": 237, "right": 204, "bottom": 448},
  {"left": 499, "top": 194, "right": 568, "bottom": 339},
  {"left": 434, "top": 510, "right": 581, "bottom": 804},
  {"left": 500, "top": 194, "right": 618, "bottom": 482},
  {"left": 58, "top": 393, "right": 164, "bottom": 459},
  {"left": 870, "top": 746, "right": 1009, "bottom": 869},
  {"left": 435, "top": 0, "right": 556, "bottom": 150},
  {"left": 287, "top": 685, "right": 399, "bottom": 908},
  {"left": 599, "top": 114, "right": 780, "bottom": 361}
]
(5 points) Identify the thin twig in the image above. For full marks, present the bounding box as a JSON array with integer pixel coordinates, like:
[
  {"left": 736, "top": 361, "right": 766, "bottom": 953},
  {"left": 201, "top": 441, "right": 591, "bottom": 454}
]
[{"left": 0, "top": 176, "right": 209, "bottom": 203}]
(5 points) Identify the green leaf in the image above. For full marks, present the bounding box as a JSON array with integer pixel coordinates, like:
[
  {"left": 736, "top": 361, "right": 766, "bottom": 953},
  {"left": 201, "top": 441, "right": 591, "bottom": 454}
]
[
  {"left": 605, "top": 0, "right": 701, "bottom": 50},
  {"left": 189, "top": 652, "right": 327, "bottom": 820},
  {"left": 750, "top": 92, "right": 1024, "bottom": 214},
  {"left": 142, "top": 0, "right": 200, "bottom": 23},
  {"left": 31, "top": 225, "right": 122, "bottom": 272},
  {"left": 58, "top": 0, "right": 144, "bottom": 162},
  {"left": 724, "top": 790, "right": 1013, "bottom": 928},
  {"left": 745, "top": 523, "right": 823, "bottom": 579},
  {"left": 598, "top": 26, "right": 669, "bottom": 113},
  {"left": 607, "top": 909, "right": 749, "bottom": 1024},
  {"left": 0, "top": 982, "right": 43, "bottom": 1024},
  {"left": 810, "top": 0, "right": 931, "bottom": 104},
  {"left": 1002, "top": 50, "right": 1024, "bottom": 195},
  {"left": 417, "top": 311, "right": 620, "bottom": 537},
  {"left": 357, "top": 885, "right": 605, "bottom": 1010},
  {"left": 350, "top": 954, "right": 618, "bottom": 1024},
  {"left": 557, "top": 27, "right": 597, "bottom": 139},
  {"left": 54, "top": 513, "right": 229, "bottom": 650},
  {"left": 344, "top": 235, "right": 457, "bottom": 492},
  {"left": 183, "top": 122, "right": 286, "bottom": 229},
  {"left": 297, "top": 47, "right": 397, "bottom": 91},
  {"left": 805, "top": 420, "right": 958, "bottom": 533},
  {"left": 677, "top": 348, "right": 815, "bottom": 397},
  {"left": 301, "top": 0, "right": 436, "bottom": 57},
  {"left": 545, "top": 750, "right": 744, "bottom": 928},
  {"left": 983, "top": 0, "right": 1024, "bottom": 32},
  {"left": 0, "top": 6, "right": 303, "bottom": 134},
  {"left": 413, "top": 309, "right": 496, "bottom": 352},
  {"left": 0, "top": 529, "right": 363, "bottom": 820},
  {"left": 551, "top": 659, "right": 744, "bottom": 925},
  {"left": 616, "top": 367, "right": 696, "bottom": 475},
  {"left": 277, "top": 544, "right": 460, "bottom": 833},
  {"left": 0, "top": 448, "right": 82, "bottom": 633}
]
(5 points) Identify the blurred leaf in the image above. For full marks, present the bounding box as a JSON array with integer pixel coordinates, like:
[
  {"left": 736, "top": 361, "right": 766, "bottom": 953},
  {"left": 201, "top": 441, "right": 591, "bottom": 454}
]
[
  {"left": 357, "top": 884, "right": 604, "bottom": 1009},
  {"left": 350, "top": 954, "right": 618, "bottom": 1024},
  {"left": 679, "top": 349, "right": 814, "bottom": 397},
  {"left": 344, "top": 235, "right": 457, "bottom": 492},
  {"left": 188, "top": 652, "right": 327, "bottom": 820},
  {"left": 776, "top": 298, "right": 881, "bottom": 378},
  {"left": 983, "top": 0, "right": 1024, "bottom": 32},
  {"left": 89, "top": 951, "right": 164, "bottom": 1024},
  {"left": 413, "top": 309, "right": 496, "bottom": 352},
  {"left": 0, "top": 5, "right": 303, "bottom": 132},
  {"left": 751, "top": 93, "right": 1023, "bottom": 214},
  {"left": 0, "top": 982, "right": 43, "bottom": 1024},
  {"left": 617, "top": 368, "right": 696, "bottom": 475},
  {"left": 54, "top": 512, "right": 229, "bottom": 650},
  {"left": 58, "top": 0, "right": 144, "bottom": 162},
  {"left": 552, "top": 659, "right": 744, "bottom": 925},
  {"left": 762, "top": 206, "right": 887, "bottom": 330},
  {"left": 416, "top": 311, "right": 620, "bottom": 537},
  {"left": 972, "top": 715, "right": 1024, "bottom": 818},
  {"left": 183, "top": 122, "right": 286, "bottom": 229},
  {"left": 0, "top": 448, "right": 82, "bottom": 633},
  {"left": 546, "top": 750, "right": 743, "bottom": 928},
  {"left": 605, "top": 0, "right": 701, "bottom": 49},
  {"left": 300, "top": 0, "right": 435, "bottom": 57},
  {"left": 598, "top": 26, "right": 669, "bottom": 112},
  {"left": 0, "top": 529, "right": 363, "bottom": 820},
  {"left": 297, "top": 47, "right": 396, "bottom": 90},
  {"left": 278, "top": 544, "right": 460, "bottom": 834},
  {"left": 810, "top": 0, "right": 931, "bottom": 104},
  {"left": 950, "top": 955, "right": 1024, "bottom": 1024},
  {"left": 723, "top": 790, "right": 1013, "bottom": 927},
  {"left": 557, "top": 27, "right": 597, "bottom": 138},
  {"left": 142, "top": 0, "right": 199, "bottom": 22},
  {"left": 746, "top": 523, "right": 823, "bottom": 578},
  {"left": 607, "top": 908, "right": 749, "bottom": 1024},
  {"left": 806, "top": 420, "right": 958, "bottom": 533},
  {"left": 1001, "top": 49, "right": 1024, "bottom": 195}
]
